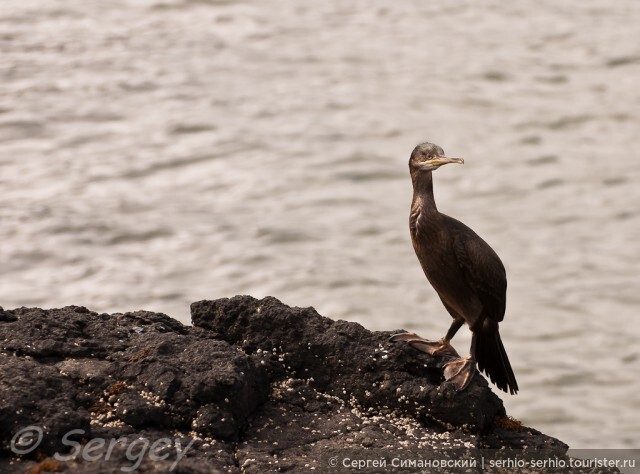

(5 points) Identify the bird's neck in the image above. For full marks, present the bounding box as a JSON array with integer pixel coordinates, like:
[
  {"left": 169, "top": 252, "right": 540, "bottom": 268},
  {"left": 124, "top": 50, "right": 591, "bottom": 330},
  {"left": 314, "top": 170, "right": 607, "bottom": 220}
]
[{"left": 411, "top": 170, "right": 438, "bottom": 214}]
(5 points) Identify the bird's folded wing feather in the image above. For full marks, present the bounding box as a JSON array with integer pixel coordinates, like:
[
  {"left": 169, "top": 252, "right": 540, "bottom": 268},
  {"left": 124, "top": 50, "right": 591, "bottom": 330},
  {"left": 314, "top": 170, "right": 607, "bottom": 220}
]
[{"left": 451, "top": 222, "right": 507, "bottom": 322}]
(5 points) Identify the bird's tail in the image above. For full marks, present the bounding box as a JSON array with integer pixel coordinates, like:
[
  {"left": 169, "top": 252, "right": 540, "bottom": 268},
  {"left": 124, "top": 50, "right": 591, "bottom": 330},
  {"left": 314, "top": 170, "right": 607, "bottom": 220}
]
[{"left": 476, "top": 330, "right": 518, "bottom": 395}]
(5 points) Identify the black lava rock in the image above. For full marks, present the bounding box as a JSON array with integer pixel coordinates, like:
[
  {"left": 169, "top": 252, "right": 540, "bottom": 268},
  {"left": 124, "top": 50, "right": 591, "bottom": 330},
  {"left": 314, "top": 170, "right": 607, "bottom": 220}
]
[{"left": 0, "top": 296, "right": 606, "bottom": 473}]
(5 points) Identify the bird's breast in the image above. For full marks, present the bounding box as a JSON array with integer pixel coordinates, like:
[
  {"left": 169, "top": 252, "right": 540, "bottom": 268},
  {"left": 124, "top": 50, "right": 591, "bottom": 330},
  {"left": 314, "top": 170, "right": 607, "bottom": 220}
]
[{"left": 409, "top": 204, "right": 443, "bottom": 247}]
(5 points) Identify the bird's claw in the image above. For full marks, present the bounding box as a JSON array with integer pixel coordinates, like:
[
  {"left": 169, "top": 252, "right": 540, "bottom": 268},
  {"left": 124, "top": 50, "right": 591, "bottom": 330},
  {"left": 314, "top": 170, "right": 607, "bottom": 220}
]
[{"left": 389, "top": 332, "right": 420, "bottom": 342}]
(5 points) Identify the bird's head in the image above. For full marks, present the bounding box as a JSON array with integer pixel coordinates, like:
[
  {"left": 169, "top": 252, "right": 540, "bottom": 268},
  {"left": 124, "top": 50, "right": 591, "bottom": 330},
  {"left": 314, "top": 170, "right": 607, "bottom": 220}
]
[{"left": 409, "top": 142, "right": 464, "bottom": 173}]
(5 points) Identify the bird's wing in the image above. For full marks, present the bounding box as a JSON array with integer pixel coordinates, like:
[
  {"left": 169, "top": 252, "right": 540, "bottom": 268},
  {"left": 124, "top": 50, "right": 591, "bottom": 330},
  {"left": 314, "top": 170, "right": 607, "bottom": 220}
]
[{"left": 448, "top": 217, "right": 507, "bottom": 322}]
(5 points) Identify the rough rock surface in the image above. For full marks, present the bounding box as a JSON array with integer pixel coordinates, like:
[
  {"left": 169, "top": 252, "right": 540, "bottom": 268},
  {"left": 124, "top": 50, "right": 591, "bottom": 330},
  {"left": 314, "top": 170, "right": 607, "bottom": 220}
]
[{"left": 0, "top": 296, "right": 608, "bottom": 473}]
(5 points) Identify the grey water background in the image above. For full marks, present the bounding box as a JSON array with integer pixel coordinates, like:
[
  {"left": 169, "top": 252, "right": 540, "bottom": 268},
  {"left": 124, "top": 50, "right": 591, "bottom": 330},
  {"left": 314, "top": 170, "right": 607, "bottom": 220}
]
[{"left": 1, "top": 0, "right": 639, "bottom": 449}]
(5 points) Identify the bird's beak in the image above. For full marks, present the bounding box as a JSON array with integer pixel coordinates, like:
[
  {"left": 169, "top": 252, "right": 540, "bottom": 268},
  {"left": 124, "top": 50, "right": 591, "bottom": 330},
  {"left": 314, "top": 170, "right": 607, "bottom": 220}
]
[{"left": 423, "top": 156, "right": 465, "bottom": 168}]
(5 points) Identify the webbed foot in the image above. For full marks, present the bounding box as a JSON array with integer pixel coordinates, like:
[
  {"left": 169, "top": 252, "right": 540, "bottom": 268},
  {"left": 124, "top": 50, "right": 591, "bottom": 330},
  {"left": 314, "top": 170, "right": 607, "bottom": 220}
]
[
  {"left": 443, "top": 356, "right": 475, "bottom": 391},
  {"left": 389, "top": 332, "right": 460, "bottom": 359}
]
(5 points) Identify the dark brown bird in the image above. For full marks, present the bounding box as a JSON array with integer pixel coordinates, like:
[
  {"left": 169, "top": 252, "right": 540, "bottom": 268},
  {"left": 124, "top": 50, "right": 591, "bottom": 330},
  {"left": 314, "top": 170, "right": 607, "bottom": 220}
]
[{"left": 391, "top": 142, "right": 518, "bottom": 395}]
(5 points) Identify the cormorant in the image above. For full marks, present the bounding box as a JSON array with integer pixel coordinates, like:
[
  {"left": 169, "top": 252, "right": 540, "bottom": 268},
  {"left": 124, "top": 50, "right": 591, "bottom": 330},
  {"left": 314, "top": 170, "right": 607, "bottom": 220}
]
[{"left": 391, "top": 142, "right": 518, "bottom": 395}]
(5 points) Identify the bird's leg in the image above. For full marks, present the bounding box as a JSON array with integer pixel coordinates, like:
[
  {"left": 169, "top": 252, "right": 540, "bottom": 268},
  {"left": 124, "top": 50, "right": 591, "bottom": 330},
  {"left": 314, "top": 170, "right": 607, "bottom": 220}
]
[
  {"left": 443, "top": 332, "right": 477, "bottom": 391},
  {"left": 444, "top": 317, "right": 465, "bottom": 341},
  {"left": 389, "top": 318, "right": 464, "bottom": 359}
]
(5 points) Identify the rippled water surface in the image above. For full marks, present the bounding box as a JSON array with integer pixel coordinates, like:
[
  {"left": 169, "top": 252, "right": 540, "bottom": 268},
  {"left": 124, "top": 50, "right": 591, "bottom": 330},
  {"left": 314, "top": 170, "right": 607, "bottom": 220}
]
[{"left": 1, "top": 0, "right": 639, "bottom": 449}]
